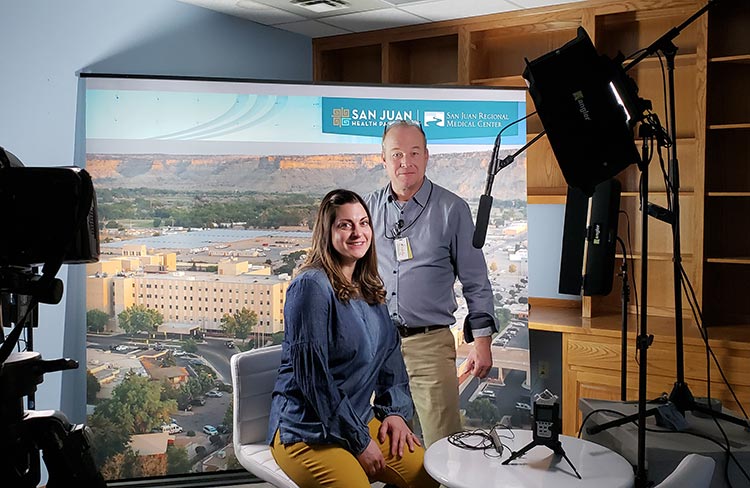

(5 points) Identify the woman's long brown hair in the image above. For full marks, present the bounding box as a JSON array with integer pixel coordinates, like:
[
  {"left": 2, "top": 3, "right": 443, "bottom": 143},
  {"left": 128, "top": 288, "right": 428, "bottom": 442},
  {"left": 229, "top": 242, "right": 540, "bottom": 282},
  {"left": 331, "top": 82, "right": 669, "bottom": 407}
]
[{"left": 301, "top": 189, "right": 386, "bottom": 305}]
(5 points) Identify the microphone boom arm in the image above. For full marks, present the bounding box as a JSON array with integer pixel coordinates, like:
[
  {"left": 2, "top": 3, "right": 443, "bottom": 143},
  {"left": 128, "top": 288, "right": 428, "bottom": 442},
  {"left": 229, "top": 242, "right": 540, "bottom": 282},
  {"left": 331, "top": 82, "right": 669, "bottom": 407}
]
[
  {"left": 473, "top": 129, "right": 547, "bottom": 249},
  {"left": 493, "top": 130, "right": 546, "bottom": 181}
]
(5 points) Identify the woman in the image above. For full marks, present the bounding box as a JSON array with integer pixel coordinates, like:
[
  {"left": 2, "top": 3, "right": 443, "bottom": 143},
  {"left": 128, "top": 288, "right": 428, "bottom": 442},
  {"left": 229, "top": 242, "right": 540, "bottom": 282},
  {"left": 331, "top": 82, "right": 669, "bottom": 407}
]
[{"left": 267, "top": 189, "right": 437, "bottom": 488}]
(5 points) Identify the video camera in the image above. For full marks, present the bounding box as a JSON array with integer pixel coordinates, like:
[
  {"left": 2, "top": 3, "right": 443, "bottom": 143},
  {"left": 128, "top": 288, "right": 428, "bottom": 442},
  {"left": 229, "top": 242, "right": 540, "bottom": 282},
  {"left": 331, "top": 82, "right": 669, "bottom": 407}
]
[
  {"left": 0, "top": 145, "right": 99, "bottom": 279},
  {"left": 0, "top": 146, "right": 106, "bottom": 487}
]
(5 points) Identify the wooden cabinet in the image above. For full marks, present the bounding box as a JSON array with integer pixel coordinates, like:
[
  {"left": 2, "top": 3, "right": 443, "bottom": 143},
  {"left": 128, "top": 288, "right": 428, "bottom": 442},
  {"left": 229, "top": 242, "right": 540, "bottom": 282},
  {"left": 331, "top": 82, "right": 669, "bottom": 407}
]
[
  {"left": 530, "top": 307, "right": 750, "bottom": 436},
  {"left": 315, "top": 43, "right": 382, "bottom": 83}
]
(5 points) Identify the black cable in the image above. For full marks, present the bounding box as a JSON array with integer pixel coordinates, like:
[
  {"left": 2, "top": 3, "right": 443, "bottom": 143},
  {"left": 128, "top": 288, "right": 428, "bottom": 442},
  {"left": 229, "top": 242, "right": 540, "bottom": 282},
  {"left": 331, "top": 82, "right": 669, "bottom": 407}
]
[
  {"left": 678, "top": 264, "right": 749, "bottom": 420},
  {"left": 618, "top": 209, "right": 640, "bottom": 367},
  {"left": 446, "top": 426, "right": 514, "bottom": 459},
  {"left": 656, "top": 51, "right": 670, "bottom": 139},
  {"left": 578, "top": 407, "right": 750, "bottom": 486}
]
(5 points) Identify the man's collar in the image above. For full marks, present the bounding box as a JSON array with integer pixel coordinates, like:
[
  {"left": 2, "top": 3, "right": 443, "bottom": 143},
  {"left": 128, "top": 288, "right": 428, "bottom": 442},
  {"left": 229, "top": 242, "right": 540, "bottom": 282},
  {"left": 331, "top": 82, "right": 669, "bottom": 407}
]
[{"left": 387, "top": 178, "right": 431, "bottom": 206}]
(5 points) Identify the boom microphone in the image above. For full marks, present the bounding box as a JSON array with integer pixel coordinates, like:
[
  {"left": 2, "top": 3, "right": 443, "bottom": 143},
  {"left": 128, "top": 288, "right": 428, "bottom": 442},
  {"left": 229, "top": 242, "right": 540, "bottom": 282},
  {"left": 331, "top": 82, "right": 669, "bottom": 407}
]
[
  {"left": 473, "top": 194, "right": 493, "bottom": 248},
  {"left": 473, "top": 130, "right": 501, "bottom": 249},
  {"left": 472, "top": 114, "right": 541, "bottom": 249}
]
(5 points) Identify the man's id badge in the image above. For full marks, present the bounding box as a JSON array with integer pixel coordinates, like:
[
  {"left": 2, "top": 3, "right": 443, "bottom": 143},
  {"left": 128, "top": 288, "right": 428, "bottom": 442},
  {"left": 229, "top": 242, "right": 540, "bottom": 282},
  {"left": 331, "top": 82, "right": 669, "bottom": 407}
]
[{"left": 394, "top": 237, "right": 413, "bottom": 261}]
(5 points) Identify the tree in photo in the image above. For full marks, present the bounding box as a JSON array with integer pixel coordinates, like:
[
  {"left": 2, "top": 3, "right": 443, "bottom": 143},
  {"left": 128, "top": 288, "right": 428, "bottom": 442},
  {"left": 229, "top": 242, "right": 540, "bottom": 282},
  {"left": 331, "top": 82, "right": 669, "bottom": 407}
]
[
  {"left": 87, "top": 309, "right": 110, "bottom": 334},
  {"left": 223, "top": 399, "right": 234, "bottom": 431},
  {"left": 93, "top": 373, "right": 176, "bottom": 435},
  {"left": 465, "top": 397, "right": 502, "bottom": 425},
  {"left": 87, "top": 370, "right": 101, "bottom": 404},
  {"left": 181, "top": 337, "right": 199, "bottom": 353},
  {"left": 166, "top": 445, "right": 191, "bottom": 475},
  {"left": 219, "top": 307, "right": 257, "bottom": 343},
  {"left": 88, "top": 414, "right": 132, "bottom": 471},
  {"left": 118, "top": 304, "right": 164, "bottom": 336}
]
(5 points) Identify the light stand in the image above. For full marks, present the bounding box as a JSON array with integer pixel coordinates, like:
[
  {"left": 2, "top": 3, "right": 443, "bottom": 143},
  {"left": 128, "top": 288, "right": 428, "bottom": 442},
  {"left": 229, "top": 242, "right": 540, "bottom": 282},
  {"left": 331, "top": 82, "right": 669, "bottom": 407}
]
[
  {"left": 647, "top": 4, "right": 747, "bottom": 427},
  {"left": 586, "top": 2, "right": 748, "bottom": 486},
  {"left": 593, "top": 0, "right": 749, "bottom": 418},
  {"left": 521, "top": 3, "right": 739, "bottom": 485},
  {"left": 635, "top": 122, "right": 653, "bottom": 487}
]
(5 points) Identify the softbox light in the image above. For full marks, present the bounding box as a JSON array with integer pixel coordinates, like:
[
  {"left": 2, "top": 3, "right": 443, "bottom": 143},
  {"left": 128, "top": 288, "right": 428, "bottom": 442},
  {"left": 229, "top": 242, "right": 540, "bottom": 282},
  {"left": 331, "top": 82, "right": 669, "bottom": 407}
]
[{"left": 523, "top": 27, "right": 644, "bottom": 196}]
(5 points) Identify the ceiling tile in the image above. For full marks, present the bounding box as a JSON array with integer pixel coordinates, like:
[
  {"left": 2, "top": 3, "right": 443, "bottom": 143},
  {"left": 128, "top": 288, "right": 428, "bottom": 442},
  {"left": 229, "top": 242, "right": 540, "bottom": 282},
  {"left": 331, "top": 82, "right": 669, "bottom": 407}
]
[
  {"left": 179, "top": 0, "right": 307, "bottom": 24},
  {"left": 320, "top": 7, "right": 430, "bottom": 32},
  {"left": 276, "top": 19, "right": 353, "bottom": 37},
  {"left": 401, "top": 0, "right": 520, "bottom": 22},
  {"left": 381, "top": 0, "right": 433, "bottom": 4},
  {"left": 182, "top": 0, "right": 590, "bottom": 36},
  {"left": 233, "top": 0, "right": 309, "bottom": 23},
  {"left": 507, "top": 0, "right": 582, "bottom": 9}
]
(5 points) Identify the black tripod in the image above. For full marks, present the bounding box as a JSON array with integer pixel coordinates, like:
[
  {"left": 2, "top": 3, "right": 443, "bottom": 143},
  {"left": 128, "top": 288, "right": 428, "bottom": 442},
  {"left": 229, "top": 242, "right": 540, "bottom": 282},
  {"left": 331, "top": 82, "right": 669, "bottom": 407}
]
[
  {"left": 502, "top": 436, "right": 582, "bottom": 479},
  {"left": 1, "top": 270, "right": 107, "bottom": 487},
  {"left": 502, "top": 401, "right": 582, "bottom": 480}
]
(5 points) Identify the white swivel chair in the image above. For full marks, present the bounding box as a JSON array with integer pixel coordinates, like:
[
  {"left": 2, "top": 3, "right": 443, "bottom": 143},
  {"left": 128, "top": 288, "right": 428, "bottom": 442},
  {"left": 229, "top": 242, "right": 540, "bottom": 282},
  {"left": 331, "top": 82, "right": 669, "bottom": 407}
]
[
  {"left": 231, "top": 345, "right": 299, "bottom": 488},
  {"left": 655, "top": 453, "right": 716, "bottom": 488}
]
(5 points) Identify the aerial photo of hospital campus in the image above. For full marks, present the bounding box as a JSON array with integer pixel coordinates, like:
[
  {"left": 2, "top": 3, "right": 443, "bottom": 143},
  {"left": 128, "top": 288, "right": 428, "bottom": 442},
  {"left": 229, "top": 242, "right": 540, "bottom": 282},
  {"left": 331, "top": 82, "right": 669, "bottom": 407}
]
[{"left": 83, "top": 147, "right": 530, "bottom": 479}]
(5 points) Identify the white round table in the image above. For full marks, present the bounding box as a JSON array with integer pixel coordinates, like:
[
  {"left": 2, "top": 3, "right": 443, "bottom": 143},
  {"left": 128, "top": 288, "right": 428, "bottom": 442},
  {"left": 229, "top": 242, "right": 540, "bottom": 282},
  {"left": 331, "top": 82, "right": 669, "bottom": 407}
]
[{"left": 424, "top": 429, "right": 634, "bottom": 488}]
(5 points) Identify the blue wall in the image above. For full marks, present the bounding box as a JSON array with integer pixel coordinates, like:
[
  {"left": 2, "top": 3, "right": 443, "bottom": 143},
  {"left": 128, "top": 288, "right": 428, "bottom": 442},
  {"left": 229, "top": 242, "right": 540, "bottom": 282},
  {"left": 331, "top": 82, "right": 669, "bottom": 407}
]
[
  {"left": 0, "top": 0, "right": 311, "bottom": 421},
  {"left": 528, "top": 203, "right": 580, "bottom": 301}
]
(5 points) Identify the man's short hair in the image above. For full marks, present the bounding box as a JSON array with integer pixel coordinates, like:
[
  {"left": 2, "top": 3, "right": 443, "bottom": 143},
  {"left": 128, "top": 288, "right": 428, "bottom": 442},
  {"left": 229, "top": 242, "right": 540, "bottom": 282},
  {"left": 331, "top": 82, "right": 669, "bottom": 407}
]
[{"left": 381, "top": 119, "right": 426, "bottom": 150}]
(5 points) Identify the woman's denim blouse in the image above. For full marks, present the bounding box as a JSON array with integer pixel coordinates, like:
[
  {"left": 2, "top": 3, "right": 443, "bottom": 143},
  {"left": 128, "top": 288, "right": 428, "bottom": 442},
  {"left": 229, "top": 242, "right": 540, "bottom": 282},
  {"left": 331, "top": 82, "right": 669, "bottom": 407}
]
[{"left": 267, "top": 268, "right": 413, "bottom": 455}]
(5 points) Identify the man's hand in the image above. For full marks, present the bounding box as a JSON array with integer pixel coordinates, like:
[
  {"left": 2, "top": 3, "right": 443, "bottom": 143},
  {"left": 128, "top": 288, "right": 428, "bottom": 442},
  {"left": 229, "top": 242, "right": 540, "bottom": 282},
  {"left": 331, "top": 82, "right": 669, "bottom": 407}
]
[
  {"left": 465, "top": 336, "right": 492, "bottom": 378},
  {"left": 356, "top": 440, "right": 386, "bottom": 477},
  {"left": 378, "top": 415, "right": 421, "bottom": 458}
]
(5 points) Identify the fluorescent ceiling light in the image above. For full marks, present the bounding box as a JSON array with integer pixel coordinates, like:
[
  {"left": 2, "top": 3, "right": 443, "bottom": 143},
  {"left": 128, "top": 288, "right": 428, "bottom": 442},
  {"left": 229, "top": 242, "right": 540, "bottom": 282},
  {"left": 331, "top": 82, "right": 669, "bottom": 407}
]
[{"left": 291, "top": 0, "right": 350, "bottom": 13}]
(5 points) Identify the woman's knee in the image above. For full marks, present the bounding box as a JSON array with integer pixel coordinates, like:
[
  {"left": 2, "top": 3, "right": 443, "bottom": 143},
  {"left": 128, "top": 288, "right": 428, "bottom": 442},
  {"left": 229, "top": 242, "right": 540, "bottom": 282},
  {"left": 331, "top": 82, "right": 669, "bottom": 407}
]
[{"left": 272, "top": 436, "right": 371, "bottom": 487}]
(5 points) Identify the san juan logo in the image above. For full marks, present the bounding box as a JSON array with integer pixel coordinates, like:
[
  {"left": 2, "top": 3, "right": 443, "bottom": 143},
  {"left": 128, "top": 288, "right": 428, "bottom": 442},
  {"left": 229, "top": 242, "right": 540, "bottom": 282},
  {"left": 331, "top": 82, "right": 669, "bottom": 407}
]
[
  {"left": 423, "top": 111, "right": 445, "bottom": 127},
  {"left": 332, "top": 108, "right": 351, "bottom": 127}
]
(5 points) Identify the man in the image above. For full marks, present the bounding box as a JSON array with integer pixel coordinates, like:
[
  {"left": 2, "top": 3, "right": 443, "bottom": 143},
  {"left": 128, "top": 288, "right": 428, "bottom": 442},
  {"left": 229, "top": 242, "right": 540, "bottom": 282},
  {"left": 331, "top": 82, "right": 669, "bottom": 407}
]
[{"left": 364, "top": 119, "right": 497, "bottom": 448}]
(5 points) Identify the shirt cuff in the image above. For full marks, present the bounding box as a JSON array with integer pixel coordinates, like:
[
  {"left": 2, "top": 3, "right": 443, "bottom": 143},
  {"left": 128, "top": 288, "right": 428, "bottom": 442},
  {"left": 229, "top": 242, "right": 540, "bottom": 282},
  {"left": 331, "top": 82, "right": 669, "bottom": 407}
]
[{"left": 463, "top": 312, "right": 497, "bottom": 343}]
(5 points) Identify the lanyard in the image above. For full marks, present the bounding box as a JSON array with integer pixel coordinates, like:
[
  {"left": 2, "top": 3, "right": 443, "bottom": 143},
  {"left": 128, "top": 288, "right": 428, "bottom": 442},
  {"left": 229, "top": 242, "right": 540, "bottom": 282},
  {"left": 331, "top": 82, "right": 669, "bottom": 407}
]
[{"left": 383, "top": 181, "right": 433, "bottom": 240}]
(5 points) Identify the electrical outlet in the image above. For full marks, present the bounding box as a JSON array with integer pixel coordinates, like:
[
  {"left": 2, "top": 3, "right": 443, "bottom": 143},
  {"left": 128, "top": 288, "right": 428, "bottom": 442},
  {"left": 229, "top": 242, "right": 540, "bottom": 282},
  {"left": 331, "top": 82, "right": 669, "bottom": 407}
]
[{"left": 538, "top": 360, "right": 549, "bottom": 378}]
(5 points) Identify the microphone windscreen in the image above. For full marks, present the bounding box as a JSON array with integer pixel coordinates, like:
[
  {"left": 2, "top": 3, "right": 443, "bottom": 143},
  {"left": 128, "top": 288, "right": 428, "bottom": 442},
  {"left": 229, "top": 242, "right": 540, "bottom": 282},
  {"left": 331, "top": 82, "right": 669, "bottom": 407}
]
[{"left": 473, "top": 194, "right": 493, "bottom": 248}]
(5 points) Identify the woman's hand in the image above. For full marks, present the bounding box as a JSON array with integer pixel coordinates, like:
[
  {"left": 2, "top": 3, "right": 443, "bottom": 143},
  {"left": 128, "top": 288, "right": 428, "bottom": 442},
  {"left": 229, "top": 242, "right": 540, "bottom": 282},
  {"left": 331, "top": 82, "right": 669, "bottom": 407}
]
[
  {"left": 356, "top": 440, "right": 386, "bottom": 477},
  {"left": 378, "top": 415, "right": 422, "bottom": 458}
]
